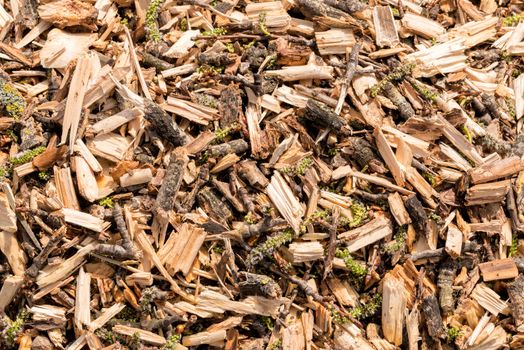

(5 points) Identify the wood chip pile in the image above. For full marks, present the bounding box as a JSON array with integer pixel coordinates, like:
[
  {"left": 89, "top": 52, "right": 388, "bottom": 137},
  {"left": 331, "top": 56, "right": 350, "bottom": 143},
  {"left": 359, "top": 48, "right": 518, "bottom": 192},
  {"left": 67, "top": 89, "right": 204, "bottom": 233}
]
[{"left": 3, "top": 0, "right": 524, "bottom": 349}]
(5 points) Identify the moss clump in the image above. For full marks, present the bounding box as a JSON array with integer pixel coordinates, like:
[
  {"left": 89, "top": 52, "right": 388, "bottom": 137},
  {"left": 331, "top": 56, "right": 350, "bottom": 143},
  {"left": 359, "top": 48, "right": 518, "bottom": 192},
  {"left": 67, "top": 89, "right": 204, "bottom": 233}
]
[
  {"left": 196, "top": 64, "right": 224, "bottom": 75},
  {"left": 258, "top": 12, "right": 270, "bottom": 36},
  {"left": 38, "top": 171, "right": 50, "bottom": 181},
  {"left": 180, "top": 18, "right": 188, "bottom": 31},
  {"left": 214, "top": 124, "right": 236, "bottom": 142},
  {"left": 370, "top": 63, "right": 415, "bottom": 97},
  {"left": 225, "top": 43, "right": 235, "bottom": 53},
  {"left": 340, "top": 201, "right": 368, "bottom": 228},
  {"left": 247, "top": 228, "right": 294, "bottom": 267},
  {"left": 422, "top": 172, "right": 436, "bottom": 187},
  {"left": 145, "top": 0, "right": 165, "bottom": 41},
  {"left": 163, "top": 334, "right": 181, "bottom": 349},
  {"left": 282, "top": 157, "right": 314, "bottom": 176},
  {"left": 503, "top": 13, "right": 523, "bottom": 26},
  {"left": 4, "top": 310, "right": 28, "bottom": 345},
  {"left": 99, "top": 196, "right": 114, "bottom": 208},
  {"left": 0, "top": 79, "right": 26, "bottom": 120},
  {"left": 462, "top": 125, "right": 473, "bottom": 143},
  {"left": 95, "top": 328, "right": 116, "bottom": 343},
  {"left": 10, "top": 146, "right": 45, "bottom": 166},
  {"left": 116, "top": 306, "right": 140, "bottom": 323},
  {"left": 384, "top": 225, "right": 407, "bottom": 253},
  {"left": 446, "top": 326, "right": 462, "bottom": 343},
  {"left": 202, "top": 27, "right": 227, "bottom": 36},
  {"left": 244, "top": 211, "right": 257, "bottom": 224},
  {"left": 349, "top": 293, "right": 382, "bottom": 319},
  {"left": 510, "top": 237, "right": 519, "bottom": 257},
  {"left": 336, "top": 247, "right": 367, "bottom": 284},
  {"left": 411, "top": 82, "right": 438, "bottom": 102}
]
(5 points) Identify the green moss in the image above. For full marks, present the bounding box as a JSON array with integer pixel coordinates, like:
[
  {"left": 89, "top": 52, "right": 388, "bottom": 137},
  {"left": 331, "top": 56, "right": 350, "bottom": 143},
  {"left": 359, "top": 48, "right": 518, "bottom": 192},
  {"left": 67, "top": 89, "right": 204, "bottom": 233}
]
[
  {"left": 268, "top": 339, "right": 282, "bottom": 350},
  {"left": 10, "top": 146, "right": 45, "bottom": 166},
  {"left": 247, "top": 228, "right": 294, "bottom": 267},
  {"left": 282, "top": 157, "right": 314, "bottom": 176},
  {"left": 336, "top": 247, "right": 367, "bottom": 284},
  {"left": 215, "top": 124, "right": 236, "bottom": 142},
  {"left": 163, "top": 334, "right": 181, "bottom": 349},
  {"left": 503, "top": 13, "right": 523, "bottom": 26},
  {"left": 510, "top": 237, "right": 519, "bottom": 257},
  {"left": 244, "top": 211, "right": 257, "bottom": 224},
  {"left": 266, "top": 54, "right": 278, "bottom": 69},
  {"left": 384, "top": 225, "right": 407, "bottom": 253},
  {"left": 446, "top": 327, "right": 462, "bottom": 343},
  {"left": 370, "top": 63, "right": 415, "bottom": 97},
  {"left": 196, "top": 94, "right": 218, "bottom": 109},
  {"left": 99, "top": 196, "right": 114, "bottom": 208},
  {"left": 38, "top": 171, "right": 50, "bottom": 181},
  {"left": 340, "top": 201, "right": 368, "bottom": 228},
  {"left": 422, "top": 172, "right": 436, "bottom": 187},
  {"left": 260, "top": 316, "right": 274, "bottom": 331},
  {"left": 145, "top": 0, "right": 165, "bottom": 41},
  {"left": 389, "top": 6, "right": 400, "bottom": 17},
  {"left": 5, "top": 310, "right": 28, "bottom": 345},
  {"left": 196, "top": 64, "right": 224, "bottom": 75},
  {"left": 462, "top": 125, "right": 473, "bottom": 143},
  {"left": 197, "top": 150, "right": 210, "bottom": 165},
  {"left": 0, "top": 79, "right": 26, "bottom": 120},
  {"left": 95, "top": 328, "right": 115, "bottom": 344},
  {"left": 349, "top": 294, "right": 382, "bottom": 319},
  {"left": 225, "top": 43, "right": 235, "bottom": 53},
  {"left": 429, "top": 212, "right": 441, "bottom": 222},
  {"left": 180, "top": 18, "right": 188, "bottom": 31},
  {"left": 258, "top": 12, "right": 270, "bottom": 36},
  {"left": 411, "top": 82, "right": 438, "bottom": 102},
  {"left": 116, "top": 306, "right": 140, "bottom": 323},
  {"left": 202, "top": 27, "right": 227, "bottom": 36},
  {"left": 6, "top": 129, "right": 17, "bottom": 142}
]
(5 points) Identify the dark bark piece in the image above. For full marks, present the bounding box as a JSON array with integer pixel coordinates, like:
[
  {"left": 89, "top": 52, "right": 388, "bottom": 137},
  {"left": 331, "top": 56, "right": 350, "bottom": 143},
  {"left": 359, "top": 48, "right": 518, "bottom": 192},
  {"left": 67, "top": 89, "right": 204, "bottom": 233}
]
[
  {"left": 323, "top": 208, "right": 339, "bottom": 280},
  {"left": 197, "top": 52, "right": 236, "bottom": 67},
  {"left": 421, "top": 294, "right": 445, "bottom": 339},
  {"left": 236, "top": 160, "right": 269, "bottom": 190},
  {"left": 212, "top": 178, "right": 246, "bottom": 213},
  {"left": 296, "top": 0, "right": 350, "bottom": 19},
  {"left": 437, "top": 261, "right": 457, "bottom": 316},
  {"left": 144, "top": 100, "right": 187, "bottom": 146},
  {"left": 20, "top": 0, "right": 39, "bottom": 29},
  {"left": 480, "top": 93, "right": 504, "bottom": 121},
  {"left": 197, "top": 187, "right": 233, "bottom": 223},
  {"left": 25, "top": 229, "right": 64, "bottom": 279},
  {"left": 141, "top": 52, "right": 174, "bottom": 71},
  {"left": 382, "top": 81, "right": 415, "bottom": 120},
  {"left": 341, "top": 137, "right": 387, "bottom": 174},
  {"left": 154, "top": 152, "right": 188, "bottom": 215},
  {"left": 219, "top": 84, "right": 243, "bottom": 128},
  {"left": 405, "top": 195, "right": 429, "bottom": 237},
  {"left": 237, "top": 271, "right": 282, "bottom": 298},
  {"left": 208, "top": 139, "right": 249, "bottom": 158},
  {"left": 507, "top": 274, "right": 524, "bottom": 327},
  {"left": 324, "top": 0, "right": 367, "bottom": 13},
  {"left": 303, "top": 99, "right": 350, "bottom": 135},
  {"left": 182, "top": 165, "right": 209, "bottom": 211}
]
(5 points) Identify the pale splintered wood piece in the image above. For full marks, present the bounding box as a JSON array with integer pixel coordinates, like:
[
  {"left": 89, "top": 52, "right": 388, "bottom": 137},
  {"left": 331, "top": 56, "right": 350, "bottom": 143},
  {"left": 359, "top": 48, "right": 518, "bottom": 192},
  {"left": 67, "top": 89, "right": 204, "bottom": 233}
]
[
  {"left": 90, "top": 108, "right": 143, "bottom": 135},
  {"left": 112, "top": 325, "right": 166, "bottom": 346},
  {"left": 120, "top": 168, "right": 153, "bottom": 188},
  {"left": 0, "top": 3, "right": 13, "bottom": 41},
  {"left": 445, "top": 224, "right": 462, "bottom": 258},
  {"left": 135, "top": 230, "right": 194, "bottom": 302},
  {"left": 467, "top": 312, "right": 490, "bottom": 347},
  {"left": 0, "top": 275, "right": 24, "bottom": 312},
  {"left": 85, "top": 332, "right": 104, "bottom": 350},
  {"left": 245, "top": 1, "right": 291, "bottom": 31},
  {"left": 388, "top": 192, "right": 411, "bottom": 225},
  {"left": 382, "top": 274, "right": 406, "bottom": 346},
  {"left": 62, "top": 208, "right": 107, "bottom": 232},
  {"left": 326, "top": 278, "right": 359, "bottom": 307},
  {"left": 88, "top": 132, "right": 130, "bottom": 163},
  {"left": 61, "top": 53, "right": 92, "bottom": 152},
  {"left": 158, "top": 223, "right": 206, "bottom": 276},
  {"left": 339, "top": 214, "right": 393, "bottom": 252},
  {"left": 437, "top": 115, "right": 484, "bottom": 165},
  {"left": 54, "top": 166, "right": 80, "bottom": 210},
  {"left": 470, "top": 156, "right": 524, "bottom": 184},
  {"left": 31, "top": 304, "right": 67, "bottom": 327},
  {"left": 267, "top": 171, "right": 305, "bottom": 233},
  {"left": 514, "top": 74, "right": 524, "bottom": 122},
  {"left": 406, "top": 307, "right": 419, "bottom": 350},
  {"left": 469, "top": 325, "right": 507, "bottom": 350},
  {"left": 439, "top": 142, "right": 472, "bottom": 171},
  {"left": 315, "top": 28, "right": 356, "bottom": 55},
  {"left": 74, "top": 156, "right": 99, "bottom": 202},
  {"left": 471, "top": 284, "right": 508, "bottom": 316},
  {"left": 65, "top": 335, "right": 87, "bottom": 350},
  {"left": 74, "top": 139, "right": 102, "bottom": 173},
  {"left": 74, "top": 268, "right": 91, "bottom": 331},
  {"left": 375, "top": 128, "right": 404, "bottom": 186},
  {"left": 161, "top": 63, "right": 198, "bottom": 78},
  {"left": 123, "top": 26, "right": 151, "bottom": 100},
  {"left": 89, "top": 303, "right": 125, "bottom": 331},
  {"left": 194, "top": 289, "right": 286, "bottom": 316},
  {"left": 164, "top": 30, "right": 200, "bottom": 58},
  {"left": 37, "top": 243, "right": 97, "bottom": 288},
  {"left": 265, "top": 63, "right": 334, "bottom": 81},
  {"left": 479, "top": 259, "right": 518, "bottom": 282},
  {"left": 0, "top": 230, "right": 27, "bottom": 276},
  {"left": 32, "top": 276, "right": 74, "bottom": 301},
  {"left": 165, "top": 96, "right": 219, "bottom": 125},
  {"left": 282, "top": 317, "right": 306, "bottom": 350},
  {"left": 288, "top": 241, "right": 324, "bottom": 263},
  {"left": 275, "top": 85, "right": 309, "bottom": 107},
  {"left": 210, "top": 153, "right": 240, "bottom": 174},
  {"left": 15, "top": 20, "right": 52, "bottom": 49},
  {"left": 373, "top": 6, "right": 399, "bottom": 47},
  {"left": 465, "top": 180, "right": 511, "bottom": 206},
  {"left": 182, "top": 330, "right": 227, "bottom": 347},
  {"left": 0, "top": 191, "right": 16, "bottom": 233},
  {"left": 332, "top": 166, "right": 414, "bottom": 195},
  {"left": 246, "top": 101, "right": 263, "bottom": 158},
  {"left": 401, "top": 13, "right": 446, "bottom": 38}
]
